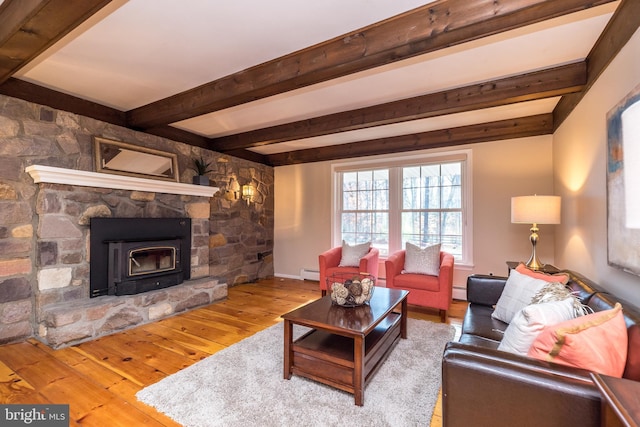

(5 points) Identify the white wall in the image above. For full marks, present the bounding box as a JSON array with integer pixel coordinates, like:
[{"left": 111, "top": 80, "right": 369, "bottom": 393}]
[
  {"left": 274, "top": 136, "right": 555, "bottom": 292},
  {"left": 554, "top": 27, "right": 640, "bottom": 306},
  {"left": 274, "top": 161, "right": 333, "bottom": 279}
]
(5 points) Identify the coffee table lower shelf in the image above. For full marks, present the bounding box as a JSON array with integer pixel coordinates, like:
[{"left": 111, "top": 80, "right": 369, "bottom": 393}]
[{"left": 289, "top": 313, "right": 401, "bottom": 401}]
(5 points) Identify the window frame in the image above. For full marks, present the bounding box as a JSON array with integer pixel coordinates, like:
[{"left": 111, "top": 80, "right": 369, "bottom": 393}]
[{"left": 331, "top": 149, "right": 473, "bottom": 267}]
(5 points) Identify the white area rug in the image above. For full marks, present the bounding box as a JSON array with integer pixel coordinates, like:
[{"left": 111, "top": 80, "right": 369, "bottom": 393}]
[{"left": 137, "top": 318, "right": 455, "bottom": 427}]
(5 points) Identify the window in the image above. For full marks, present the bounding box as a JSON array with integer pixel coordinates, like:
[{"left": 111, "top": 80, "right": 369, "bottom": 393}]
[
  {"left": 401, "top": 163, "right": 462, "bottom": 258},
  {"left": 341, "top": 169, "right": 389, "bottom": 250},
  {"left": 333, "top": 151, "right": 472, "bottom": 265}
]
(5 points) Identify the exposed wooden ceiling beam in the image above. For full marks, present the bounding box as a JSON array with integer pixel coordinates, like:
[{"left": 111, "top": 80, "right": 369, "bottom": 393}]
[
  {"left": 0, "top": 77, "right": 264, "bottom": 162},
  {"left": 266, "top": 114, "right": 553, "bottom": 166},
  {"left": 553, "top": 0, "right": 640, "bottom": 129},
  {"left": 213, "top": 62, "right": 586, "bottom": 152},
  {"left": 143, "top": 126, "right": 267, "bottom": 163},
  {"left": 0, "top": 0, "right": 622, "bottom": 168},
  {"left": 126, "top": 0, "right": 614, "bottom": 130},
  {"left": 0, "top": 77, "right": 127, "bottom": 126},
  {"left": 142, "top": 125, "right": 211, "bottom": 150},
  {"left": 0, "top": 0, "right": 112, "bottom": 85},
  {"left": 213, "top": 148, "right": 270, "bottom": 165}
]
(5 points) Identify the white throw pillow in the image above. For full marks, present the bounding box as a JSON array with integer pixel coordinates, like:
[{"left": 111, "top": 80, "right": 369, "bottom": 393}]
[
  {"left": 498, "top": 297, "right": 578, "bottom": 355},
  {"left": 338, "top": 241, "right": 370, "bottom": 267},
  {"left": 491, "top": 269, "right": 548, "bottom": 324},
  {"left": 403, "top": 242, "right": 441, "bottom": 276}
]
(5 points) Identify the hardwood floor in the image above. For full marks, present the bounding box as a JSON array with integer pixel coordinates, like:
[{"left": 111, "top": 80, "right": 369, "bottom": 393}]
[{"left": 0, "top": 278, "right": 466, "bottom": 426}]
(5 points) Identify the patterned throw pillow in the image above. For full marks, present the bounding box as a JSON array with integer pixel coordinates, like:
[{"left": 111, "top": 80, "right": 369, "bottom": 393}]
[
  {"left": 338, "top": 241, "right": 370, "bottom": 267},
  {"left": 531, "top": 281, "right": 588, "bottom": 316},
  {"left": 491, "top": 269, "right": 548, "bottom": 324},
  {"left": 402, "top": 242, "right": 441, "bottom": 276}
]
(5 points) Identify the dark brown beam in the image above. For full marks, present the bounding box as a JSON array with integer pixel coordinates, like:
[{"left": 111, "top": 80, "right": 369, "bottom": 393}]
[
  {"left": 0, "top": 0, "right": 112, "bottom": 85},
  {"left": 141, "top": 126, "right": 268, "bottom": 164},
  {"left": 144, "top": 126, "right": 211, "bottom": 150},
  {"left": 219, "top": 149, "right": 270, "bottom": 165},
  {"left": 267, "top": 114, "right": 553, "bottom": 166},
  {"left": 0, "top": 78, "right": 272, "bottom": 165},
  {"left": 553, "top": 0, "right": 640, "bottom": 129},
  {"left": 213, "top": 62, "right": 585, "bottom": 152},
  {"left": 127, "top": 0, "right": 614, "bottom": 130},
  {"left": 0, "top": 77, "right": 127, "bottom": 126}
]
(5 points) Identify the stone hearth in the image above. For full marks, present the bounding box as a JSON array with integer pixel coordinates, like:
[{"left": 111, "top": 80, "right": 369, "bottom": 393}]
[{"left": 43, "top": 277, "right": 226, "bottom": 348}]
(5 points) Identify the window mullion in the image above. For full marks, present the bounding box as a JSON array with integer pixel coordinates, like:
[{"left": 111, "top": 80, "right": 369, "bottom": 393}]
[{"left": 388, "top": 167, "right": 402, "bottom": 255}]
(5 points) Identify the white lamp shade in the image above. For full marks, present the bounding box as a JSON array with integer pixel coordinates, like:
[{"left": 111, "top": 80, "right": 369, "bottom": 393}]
[{"left": 511, "top": 195, "right": 561, "bottom": 225}]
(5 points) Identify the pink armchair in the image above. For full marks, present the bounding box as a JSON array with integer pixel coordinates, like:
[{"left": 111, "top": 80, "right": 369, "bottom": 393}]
[
  {"left": 385, "top": 250, "right": 454, "bottom": 322},
  {"left": 318, "top": 246, "right": 379, "bottom": 296}
]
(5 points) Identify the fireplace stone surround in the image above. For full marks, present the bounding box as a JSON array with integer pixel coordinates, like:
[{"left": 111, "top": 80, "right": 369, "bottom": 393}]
[{"left": 30, "top": 171, "right": 228, "bottom": 348}]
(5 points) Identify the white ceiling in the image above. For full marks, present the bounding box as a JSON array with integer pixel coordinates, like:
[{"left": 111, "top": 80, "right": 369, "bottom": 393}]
[{"left": 12, "top": 0, "right": 619, "bottom": 156}]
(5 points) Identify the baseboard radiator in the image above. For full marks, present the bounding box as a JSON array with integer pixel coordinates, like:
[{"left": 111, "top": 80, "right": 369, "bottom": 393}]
[{"left": 299, "top": 268, "right": 320, "bottom": 281}]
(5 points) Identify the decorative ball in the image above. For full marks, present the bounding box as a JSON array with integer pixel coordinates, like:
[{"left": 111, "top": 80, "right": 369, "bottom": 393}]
[{"left": 328, "top": 273, "right": 375, "bottom": 307}]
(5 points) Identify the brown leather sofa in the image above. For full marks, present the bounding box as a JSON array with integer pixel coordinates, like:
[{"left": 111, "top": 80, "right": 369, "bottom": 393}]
[{"left": 442, "top": 270, "right": 640, "bottom": 427}]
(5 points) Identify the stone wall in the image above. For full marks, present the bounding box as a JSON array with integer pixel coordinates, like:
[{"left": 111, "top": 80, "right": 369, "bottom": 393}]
[{"left": 0, "top": 94, "right": 274, "bottom": 345}]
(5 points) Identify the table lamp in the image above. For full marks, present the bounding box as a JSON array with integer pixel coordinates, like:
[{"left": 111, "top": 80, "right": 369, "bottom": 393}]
[{"left": 511, "top": 195, "right": 561, "bottom": 270}]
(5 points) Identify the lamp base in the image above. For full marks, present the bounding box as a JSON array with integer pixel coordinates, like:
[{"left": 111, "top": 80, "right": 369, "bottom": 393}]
[
  {"left": 526, "top": 223, "right": 543, "bottom": 271},
  {"left": 525, "top": 255, "right": 543, "bottom": 271}
]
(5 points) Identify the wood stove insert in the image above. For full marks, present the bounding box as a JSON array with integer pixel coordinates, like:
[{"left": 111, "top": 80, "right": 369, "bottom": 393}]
[{"left": 90, "top": 217, "right": 191, "bottom": 297}]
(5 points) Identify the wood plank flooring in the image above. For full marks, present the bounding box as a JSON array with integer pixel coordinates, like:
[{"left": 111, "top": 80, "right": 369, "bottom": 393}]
[{"left": 0, "top": 278, "right": 466, "bottom": 426}]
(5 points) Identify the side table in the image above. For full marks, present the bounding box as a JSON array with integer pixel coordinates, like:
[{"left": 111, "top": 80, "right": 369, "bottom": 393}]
[
  {"left": 506, "top": 261, "right": 560, "bottom": 276},
  {"left": 591, "top": 372, "right": 640, "bottom": 427}
]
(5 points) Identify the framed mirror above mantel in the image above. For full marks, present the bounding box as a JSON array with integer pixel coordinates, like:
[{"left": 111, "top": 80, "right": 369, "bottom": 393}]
[{"left": 94, "top": 137, "right": 179, "bottom": 182}]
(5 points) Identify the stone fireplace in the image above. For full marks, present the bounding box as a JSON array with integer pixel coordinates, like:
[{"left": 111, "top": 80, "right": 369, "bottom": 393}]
[
  {"left": 27, "top": 166, "right": 228, "bottom": 348},
  {"left": 0, "top": 95, "right": 274, "bottom": 347}
]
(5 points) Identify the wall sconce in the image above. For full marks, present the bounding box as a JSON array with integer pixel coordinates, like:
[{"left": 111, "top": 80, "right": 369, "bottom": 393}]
[
  {"left": 242, "top": 184, "right": 255, "bottom": 205},
  {"left": 228, "top": 177, "right": 240, "bottom": 200},
  {"left": 511, "top": 195, "right": 561, "bottom": 270}
]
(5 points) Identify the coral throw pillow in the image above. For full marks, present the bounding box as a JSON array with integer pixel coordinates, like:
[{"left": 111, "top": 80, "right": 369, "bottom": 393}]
[
  {"left": 515, "top": 263, "right": 569, "bottom": 285},
  {"left": 527, "top": 303, "right": 628, "bottom": 377}
]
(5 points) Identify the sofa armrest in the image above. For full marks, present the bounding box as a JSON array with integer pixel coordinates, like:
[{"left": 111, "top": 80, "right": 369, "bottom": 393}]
[
  {"left": 439, "top": 251, "right": 454, "bottom": 298},
  {"left": 466, "top": 274, "right": 507, "bottom": 306},
  {"left": 442, "top": 341, "right": 601, "bottom": 427},
  {"left": 319, "top": 246, "right": 342, "bottom": 269},
  {"left": 358, "top": 247, "right": 380, "bottom": 277},
  {"left": 318, "top": 247, "right": 342, "bottom": 290},
  {"left": 384, "top": 250, "right": 405, "bottom": 287}
]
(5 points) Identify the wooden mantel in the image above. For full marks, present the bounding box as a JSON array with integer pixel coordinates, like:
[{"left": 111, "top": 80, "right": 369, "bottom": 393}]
[{"left": 26, "top": 165, "right": 219, "bottom": 197}]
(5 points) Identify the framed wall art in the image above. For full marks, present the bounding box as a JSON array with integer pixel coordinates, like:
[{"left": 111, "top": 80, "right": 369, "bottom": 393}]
[{"left": 607, "top": 82, "right": 640, "bottom": 276}]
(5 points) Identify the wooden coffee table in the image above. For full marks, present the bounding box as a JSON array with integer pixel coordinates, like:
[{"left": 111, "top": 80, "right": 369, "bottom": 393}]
[{"left": 282, "top": 287, "right": 409, "bottom": 406}]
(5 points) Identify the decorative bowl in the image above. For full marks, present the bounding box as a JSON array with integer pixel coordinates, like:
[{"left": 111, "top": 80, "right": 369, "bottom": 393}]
[{"left": 327, "top": 273, "right": 375, "bottom": 307}]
